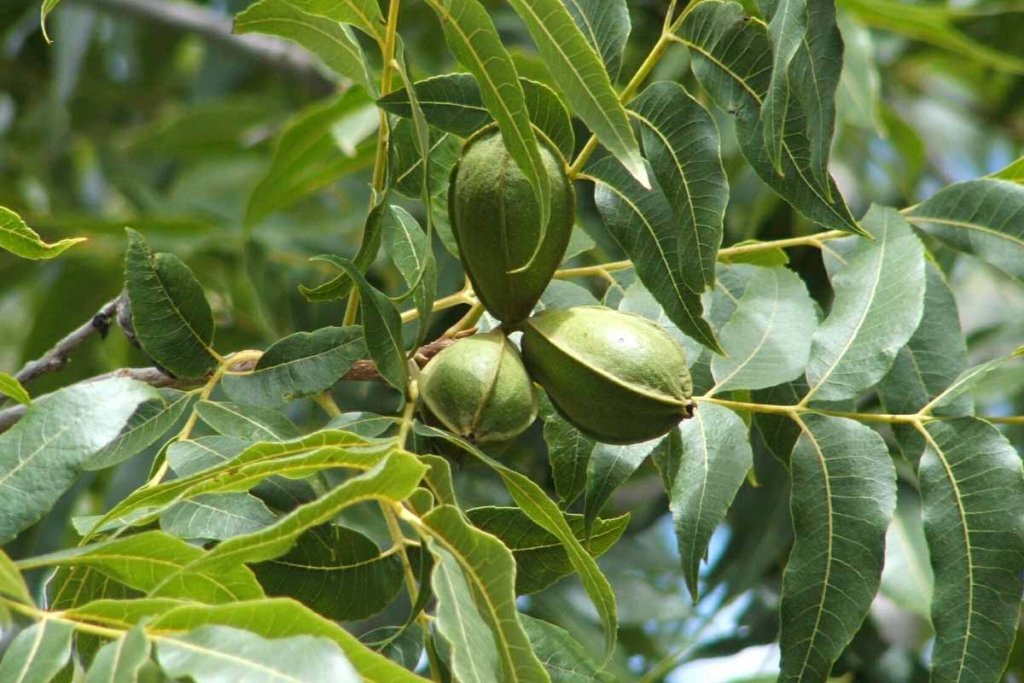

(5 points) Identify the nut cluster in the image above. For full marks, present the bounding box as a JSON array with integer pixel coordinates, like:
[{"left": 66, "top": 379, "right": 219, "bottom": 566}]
[{"left": 420, "top": 128, "right": 693, "bottom": 446}]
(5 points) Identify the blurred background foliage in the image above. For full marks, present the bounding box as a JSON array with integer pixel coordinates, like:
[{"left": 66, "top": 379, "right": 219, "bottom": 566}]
[{"left": 1, "top": 0, "right": 1023, "bottom": 679}]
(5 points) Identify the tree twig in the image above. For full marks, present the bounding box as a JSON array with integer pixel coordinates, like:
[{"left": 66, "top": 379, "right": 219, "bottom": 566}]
[
  {"left": 0, "top": 329, "right": 476, "bottom": 433},
  {"left": 73, "top": 0, "right": 334, "bottom": 91}
]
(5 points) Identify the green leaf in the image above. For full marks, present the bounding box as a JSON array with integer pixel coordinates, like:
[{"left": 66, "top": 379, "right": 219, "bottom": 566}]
[
  {"left": 711, "top": 265, "right": 817, "bottom": 392},
  {"left": 19, "top": 530, "right": 264, "bottom": 603},
  {"left": 283, "top": 0, "right": 384, "bottom": 42},
  {"left": 520, "top": 615, "right": 616, "bottom": 683},
  {"left": 93, "top": 432, "right": 376, "bottom": 534},
  {"left": 629, "top": 82, "right": 728, "bottom": 294},
  {"left": 0, "top": 378, "right": 158, "bottom": 543},
  {"left": 418, "top": 426, "right": 619, "bottom": 661},
  {"left": 676, "top": 1, "right": 861, "bottom": 235},
  {"left": 923, "top": 350, "right": 1024, "bottom": 416},
  {"left": 541, "top": 403, "right": 593, "bottom": 507},
  {"left": 156, "top": 625, "right": 359, "bottom": 682},
  {"left": 0, "top": 206, "right": 85, "bottom": 259},
  {"left": 804, "top": 205, "right": 925, "bottom": 403},
  {"left": 422, "top": 505, "right": 550, "bottom": 683},
  {"left": 990, "top": 156, "right": 1024, "bottom": 184},
  {"left": 246, "top": 90, "right": 377, "bottom": 225},
  {"left": 0, "top": 620, "right": 74, "bottom": 683},
  {"left": 252, "top": 524, "right": 403, "bottom": 621},
  {"left": 506, "top": 0, "right": 648, "bottom": 187},
  {"left": 0, "top": 372, "right": 30, "bottom": 405},
  {"left": 584, "top": 438, "right": 664, "bottom": 534},
  {"left": 588, "top": 158, "right": 719, "bottom": 351},
  {"left": 160, "top": 493, "right": 277, "bottom": 541},
  {"left": 383, "top": 205, "right": 436, "bottom": 350},
  {"left": 466, "top": 507, "right": 629, "bottom": 594},
  {"left": 879, "top": 489, "right": 932, "bottom": 618},
  {"left": 563, "top": 0, "right": 630, "bottom": 80},
  {"left": 905, "top": 178, "right": 1024, "bottom": 283},
  {"left": 379, "top": 74, "right": 575, "bottom": 160},
  {"left": 390, "top": 122, "right": 462, "bottom": 198},
  {"left": 655, "top": 404, "right": 753, "bottom": 599},
  {"left": 149, "top": 598, "right": 426, "bottom": 682},
  {"left": 125, "top": 228, "right": 218, "bottom": 379},
  {"left": 299, "top": 196, "right": 387, "bottom": 303},
  {"left": 0, "top": 548, "right": 31, "bottom": 604},
  {"left": 877, "top": 262, "right": 968, "bottom": 458},
  {"left": 148, "top": 451, "right": 425, "bottom": 597},
  {"left": 422, "top": 0, "right": 552, "bottom": 251},
  {"left": 221, "top": 327, "right": 366, "bottom": 408},
  {"left": 312, "top": 256, "right": 408, "bottom": 396},
  {"left": 196, "top": 401, "right": 301, "bottom": 441},
  {"left": 234, "top": 0, "right": 374, "bottom": 91},
  {"left": 758, "top": 0, "right": 808, "bottom": 174},
  {"left": 85, "top": 625, "right": 150, "bottom": 683},
  {"left": 918, "top": 418, "right": 1024, "bottom": 683},
  {"left": 86, "top": 390, "right": 195, "bottom": 470},
  {"left": 840, "top": 0, "right": 1024, "bottom": 74},
  {"left": 779, "top": 414, "right": 896, "bottom": 680}
]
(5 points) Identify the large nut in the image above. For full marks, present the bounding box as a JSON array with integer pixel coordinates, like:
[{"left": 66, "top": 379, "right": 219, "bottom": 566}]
[
  {"left": 521, "top": 306, "right": 693, "bottom": 444},
  {"left": 418, "top": 330, "right": 538, "bottom": 444},
  {"left": 448, "top": 126, "right": 575, "bottom": 323}
]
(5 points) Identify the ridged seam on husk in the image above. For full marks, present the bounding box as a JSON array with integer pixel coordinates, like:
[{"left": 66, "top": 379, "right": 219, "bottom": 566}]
[
  {"left": 524, "top": 317, "right": 688, "bottom": 408},
  {"left": 449, "top": 123, "right": 575, "bottom": 283}
]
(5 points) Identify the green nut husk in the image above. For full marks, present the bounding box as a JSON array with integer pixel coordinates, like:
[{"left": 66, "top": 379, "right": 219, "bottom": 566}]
[
  {"left": 449, "top": 125, "right": 576, "bottom": 323},
  {"left": 418, "top": 330, "right": 538, "bottom": 444},
  {"left": 521, "top": 306, "right": 694, "bottom": 445}
]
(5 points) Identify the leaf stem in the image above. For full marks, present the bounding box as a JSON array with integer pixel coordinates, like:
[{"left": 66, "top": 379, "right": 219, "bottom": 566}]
[
  {"left": 697, "top": 396, "right": 933, "bottom": 426},
  {"left": 554, "top": 230, "right": 850, "bottom": 280},
  {"left": 345, "top": 0, "right": 403, "bottom": 328}
]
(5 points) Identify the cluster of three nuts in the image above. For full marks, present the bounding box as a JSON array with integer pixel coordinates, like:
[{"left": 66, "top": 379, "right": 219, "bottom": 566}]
[{"left": 419, "top": 128, "right": 693, "bottom": 447}]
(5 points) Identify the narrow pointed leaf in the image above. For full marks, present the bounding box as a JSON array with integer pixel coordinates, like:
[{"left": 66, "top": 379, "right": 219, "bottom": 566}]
[
  {"left": 422, "top": 505, "right": 550, "bottom": 683},
  {"left": 563, "top": 0, "right": 630, "bottom": 80},
  {"left": 0, "top": 378, "right": 158, "bottom": 543},
  {"left": 0, "top": 620, "right": 74, "bottom": 683},
  {"left": 877, "top": 262, "right": 968, "bottom": 458},
  {"left": 0, "top": 206, "right": 85, "bottom": 259},
  {"left": 312, "top": 255, "right": 407, "bottom": 395},
  {"left": 282, "top": 0, "right": 384, "bottom": 41},
  {"left": 780, "top": 414, "right": 896, "bottom": 681},
  {"left": 299, "top": 196, "right": 386, "bottom": 303},
  {"left": 422, "top": 0, "right": 551, "bottom": 243},
  {"left": 85, "top": 625, "right": 150, "bottom": 683},
  {"left": 234, "top": 0, "right": 374, "bottom": 91},
  {"left": 656, "top": 404, "right": 753, "bottom": 599},
  {"left": 252, "top": 524, "right": 404, "bottom": 621},
  {"left": 19, "top": 530, "right": 264, "bottom": 603},
  {"left": 630, "top": 82, "right": 728, "bottom": 293},
  {"left": 378, "top": 74, "right": 575, "bottom": 159},
  {"left": 221, "top": 326, "right": 366, "bottom": 408},
  {"left": 905, "top": 178, "right": 1024, "bottom": 283},
  {"left": 383, "top": 205, "right": 436, "bottom": 350},
  {"left": 805, "top": 205, "right": 925, "bottom": 403},
  {"left": 125, "top": 228, "right": 218, "bottom": 378},
  {"left": 918, "top": 418, "right": 1024, "bottom": 683},
  {"left": 711, "top": 266, "right": 817, "bottom": 392},
  {"left": 149, "top": 598, "right": 427, "bottom": 682},
  {"left": 196, "top": 401, "right": 300, "bottom": 441},
  {"left": 157, "top": 625, "right": 359, "bottom": 683},
  {"left": 520, "top": 615, "right": 616, "bottom": 683},
  {"left": 466, "top": 507, "right": 629, "bottom": 594},
  {"left": 584, "top": 438, "right": 664, "bottom": 533},
  {"left": 246, "top": 90, "right": 377, "bottom": 225},
  {"left": 160, "top": 493, "right": 277, "bottom": 541},
  {"left": 589, "top": 157, "right": 719, "bottom": 351},
  {"left": 418, "top": 426, "right": 618, "bottom": 660},
  {"left": 758, "top": 0, "right": 807, "bottom": 173},
  {"left": 87, "top": 390, "right": 195, "bottom": 470},
  {"left": 541, "top": 404, "right": 593, "bottom": 508},
  {"left": 676, "top": 1, "right": 860, "bottom": 234},
  {"left": 506, "top": 0, "right": 647, "bottom": 187}
]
